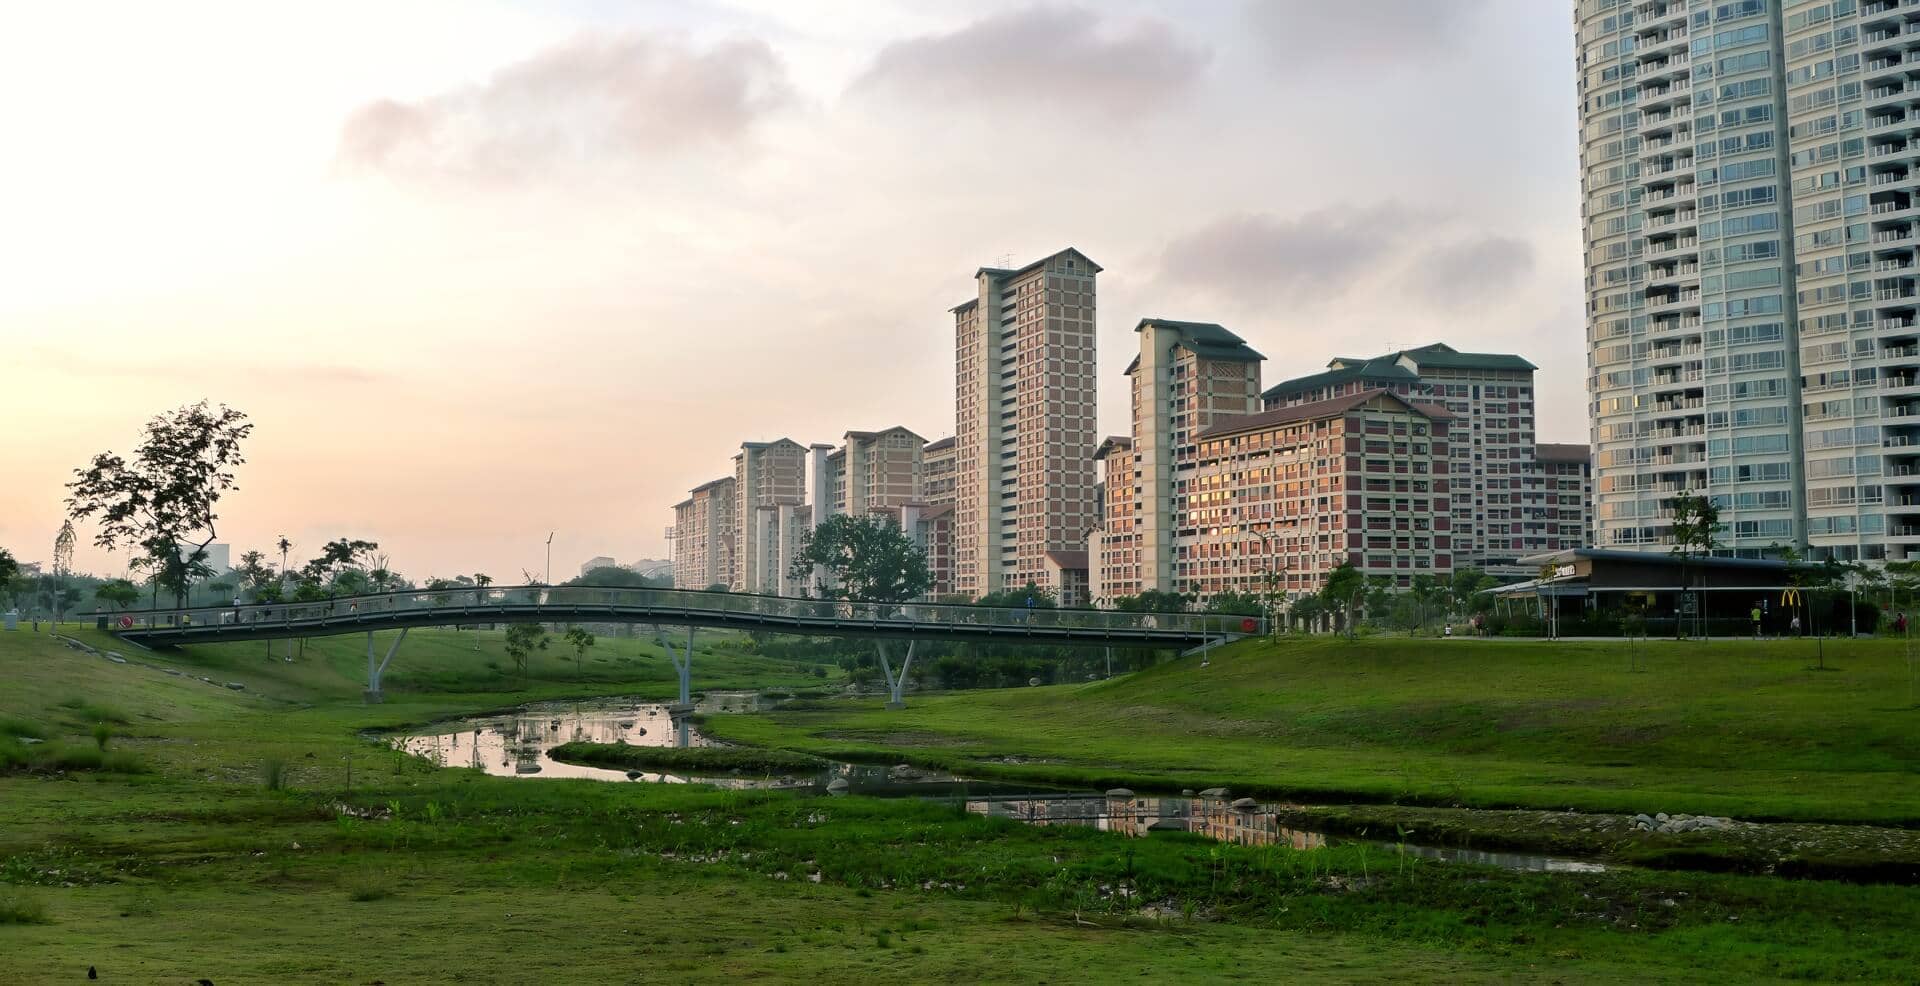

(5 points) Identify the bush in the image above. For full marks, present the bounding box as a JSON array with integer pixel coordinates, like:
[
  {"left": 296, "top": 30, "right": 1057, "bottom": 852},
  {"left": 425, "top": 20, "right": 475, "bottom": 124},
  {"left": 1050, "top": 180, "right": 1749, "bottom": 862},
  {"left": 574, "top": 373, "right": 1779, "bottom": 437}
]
[
  {"left": 345, "top": 869, "right": 395, "bottom": 901},
  {"left": 0, "top": 715, "right": 47, "bottom": 740},
  {"left": 57, "top": 698, "right": 130, "bottom": 724},
  {"left": 92, "top": 723, "right": 112, "bottom": 751},
  {"left": 0, "top": 891, "right": 49, "bottom": 925},
  {"left": 261, "top": 757, "right": 288, "bottom": 791}
]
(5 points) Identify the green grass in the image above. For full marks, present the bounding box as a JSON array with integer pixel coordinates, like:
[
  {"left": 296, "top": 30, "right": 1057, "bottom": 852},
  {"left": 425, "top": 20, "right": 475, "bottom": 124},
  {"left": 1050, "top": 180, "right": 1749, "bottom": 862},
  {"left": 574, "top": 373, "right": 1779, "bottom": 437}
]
[
  {"left": 704, "top": 635, "right": 1920, "bottom": 825},
  {"left": 3, "top": 626, "right": 1919, "bottom": 981},
  {"left": 549, "top": 741, "right": 826, "bottom": 774}
]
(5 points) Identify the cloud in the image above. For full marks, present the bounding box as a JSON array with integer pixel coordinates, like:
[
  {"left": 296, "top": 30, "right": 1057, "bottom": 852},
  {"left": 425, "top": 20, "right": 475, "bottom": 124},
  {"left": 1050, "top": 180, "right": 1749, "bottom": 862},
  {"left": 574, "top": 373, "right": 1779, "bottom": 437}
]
[
  {"left": 1154, "top": 206, "right": 1413, "bottom": 308},
  {"left": 852, "top": 5, "right": 1209, "bottom": 118},
  {"left": 1242, "top": 0, "right": 1490, "bottom": 68},
  {"left": 1154, "top": 208, "right": 1540, "bottom": 315},
  {"left": 1407, "top": 236, "right": 1536, "bottom": 309},
  {"left": 337, "top": 31, "right": 792, "bottom": 181}
]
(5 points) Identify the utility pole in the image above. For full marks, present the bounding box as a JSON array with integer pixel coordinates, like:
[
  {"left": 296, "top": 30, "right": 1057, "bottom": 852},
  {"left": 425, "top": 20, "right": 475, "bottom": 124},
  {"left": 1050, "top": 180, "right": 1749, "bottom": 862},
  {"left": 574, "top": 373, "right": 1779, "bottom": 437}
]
[{"left": 545, "top": 531, "right": 555, "bottom": 587}]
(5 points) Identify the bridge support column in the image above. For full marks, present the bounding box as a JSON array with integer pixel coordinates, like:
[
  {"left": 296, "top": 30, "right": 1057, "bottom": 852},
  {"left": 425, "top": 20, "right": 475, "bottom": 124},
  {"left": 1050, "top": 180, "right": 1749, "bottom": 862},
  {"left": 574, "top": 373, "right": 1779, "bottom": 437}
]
[
  {"left": 877, "top": 640, "right": 916, "bottom": 710},
  {"left": 364, "top": 628, "right": 408, "bottom": 704},
  {"left": 660, "top": 626, "right": 694, "bottom": 713}
]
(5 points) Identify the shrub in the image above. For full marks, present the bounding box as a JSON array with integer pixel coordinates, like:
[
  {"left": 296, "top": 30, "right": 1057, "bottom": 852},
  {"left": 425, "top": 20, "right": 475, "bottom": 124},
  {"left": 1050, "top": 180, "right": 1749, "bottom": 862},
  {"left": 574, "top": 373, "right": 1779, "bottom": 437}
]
[
  {"left": 56, "top": 698, "right": 130, "bottom": 725},
  {"left": 93, "top": 723, "right": 112, "bottom": 751},
  {"left": 0, "top": 715, "right": 47, "bottom": 740},
  {"left": 0, "top": 891, "right": 49, "bottom": 925},
  {"left": 345, "top": 869, "right": 394, "bottom": 902},
  {"left": 261, "top": 757, "right": 288, "bottom": 791}
]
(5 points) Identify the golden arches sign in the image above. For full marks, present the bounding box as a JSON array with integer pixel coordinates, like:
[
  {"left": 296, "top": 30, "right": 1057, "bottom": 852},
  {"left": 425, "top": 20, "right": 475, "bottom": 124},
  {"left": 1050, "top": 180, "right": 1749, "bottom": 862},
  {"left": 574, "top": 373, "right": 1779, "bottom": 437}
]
[{"left": 1780, "top": 587, "right": 1802, "bottom": 608}]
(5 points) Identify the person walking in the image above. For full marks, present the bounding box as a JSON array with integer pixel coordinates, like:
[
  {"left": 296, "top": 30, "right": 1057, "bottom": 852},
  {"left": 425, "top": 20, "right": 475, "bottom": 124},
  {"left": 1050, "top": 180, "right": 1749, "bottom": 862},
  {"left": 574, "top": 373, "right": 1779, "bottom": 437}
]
[
  {"left": 1751, "top": 605, "right": 1762, "bottom": 640},
  {"left": 1791, "top": 613, "right": 1802, "bottom": 637},
  {"left": 1897, "top": 611, "right": 1909, "bottom": 636}
]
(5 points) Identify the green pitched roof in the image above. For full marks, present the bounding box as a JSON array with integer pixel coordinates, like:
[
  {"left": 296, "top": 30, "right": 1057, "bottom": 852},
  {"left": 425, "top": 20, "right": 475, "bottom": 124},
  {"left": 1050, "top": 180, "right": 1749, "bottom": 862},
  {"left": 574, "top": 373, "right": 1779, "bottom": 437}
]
[
  {"left": 1261, "top": 360, "right": 1415, "bottom": 401},
  {"left": 1387, "top": 342, "right": 1536, "bottom": 372}
]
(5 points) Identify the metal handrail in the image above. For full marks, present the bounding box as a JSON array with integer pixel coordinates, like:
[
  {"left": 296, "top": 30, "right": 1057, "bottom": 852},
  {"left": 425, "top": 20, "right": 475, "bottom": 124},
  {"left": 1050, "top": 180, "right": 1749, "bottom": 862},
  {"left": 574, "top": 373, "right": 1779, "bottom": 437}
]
[{"left": 92, "top": 585, "right": 1263, "bottom": 642}]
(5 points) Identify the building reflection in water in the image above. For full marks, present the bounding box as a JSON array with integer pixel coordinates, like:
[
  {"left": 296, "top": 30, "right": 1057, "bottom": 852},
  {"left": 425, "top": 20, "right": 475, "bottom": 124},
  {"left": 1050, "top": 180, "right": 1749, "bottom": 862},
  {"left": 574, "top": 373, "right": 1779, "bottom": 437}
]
[{"left": 965, "top": 794, "right": 1328, "bottom": 850}]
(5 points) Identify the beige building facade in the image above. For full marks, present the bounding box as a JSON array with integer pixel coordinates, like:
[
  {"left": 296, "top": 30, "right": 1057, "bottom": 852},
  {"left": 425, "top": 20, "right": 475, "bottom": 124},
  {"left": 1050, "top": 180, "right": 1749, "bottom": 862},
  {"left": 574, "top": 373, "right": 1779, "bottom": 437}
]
[
  {"left": 670, "top": 476, "right": 737, "bottom": 589},
  {"left": 732, "top": 439, "right": 808, "bottom": 593},
  {"left": 952, "top": 248, "right": 1100, "bottom": 598}
]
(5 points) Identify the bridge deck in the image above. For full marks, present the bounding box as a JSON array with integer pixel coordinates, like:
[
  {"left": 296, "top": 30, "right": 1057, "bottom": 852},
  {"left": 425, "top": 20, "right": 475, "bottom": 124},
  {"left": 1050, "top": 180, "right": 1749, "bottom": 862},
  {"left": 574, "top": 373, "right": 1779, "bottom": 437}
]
[{"left": 98, "top": 586, "right": 1262, "bottom": 648}]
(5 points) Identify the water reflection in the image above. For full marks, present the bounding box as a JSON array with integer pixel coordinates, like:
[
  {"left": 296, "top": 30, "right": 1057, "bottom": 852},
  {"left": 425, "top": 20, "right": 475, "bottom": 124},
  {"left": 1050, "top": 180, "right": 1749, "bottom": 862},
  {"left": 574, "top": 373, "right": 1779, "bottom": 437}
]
[
  {"left": 964, "top": 794, "right": 1603, "bottom": 872},
  {"left": 395, "top": 697, "right": 723, "bottom": 782}
]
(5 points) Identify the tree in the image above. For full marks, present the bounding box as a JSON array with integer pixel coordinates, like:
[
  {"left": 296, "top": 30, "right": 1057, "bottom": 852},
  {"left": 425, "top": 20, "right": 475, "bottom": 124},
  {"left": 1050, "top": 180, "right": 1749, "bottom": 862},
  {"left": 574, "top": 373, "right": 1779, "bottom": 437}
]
[
  {"left": 1321, "top": 561, "right": 1364, "bottom": 639},
  {"left": 503, "top": 623, "right": 549, "bottom": 681},
  {"left": 790, "top": 513, "right": 930, "bottom": 604},
  {"left": 1668, "top": 490, "right": 1722, "bottom": 639},
  {"left": 66, "top": 402, "right": 253, "bottom": 608},
  {"left": 1410, "top": 574, "right": 1440, "bottom": 635},
  {"left": 303, "top": 538, "right": 379, "bottom": 595},
  {"left": 1363, "top": 575, "right": 1396, "bottom": 626},
  {"left": 565, "top": 565, "right": 663, "bottom": 589},
  {"left": 1113, "top": 589, "right": 1192, "bottom": 613},
  {"left": 235, "top": 550, "right": 274, "bottom": 600},
  {"left": 94, "top": 579, "right": 140, "bottom": 611},
  {"left": 1201, "top": 591, "right": 1265, "bottom": 617},
  {"left": 0, "top": 548, "right": 17, "bottom": 594},
  {"left": 563, "top": 625, "right": 596, "bottom": 679},
  {"left": 978, "top": 583, "right": 1058, "bottom": 610},
  {"left": 1450, "top": 567, "right": 1496, "bottom": 619}
]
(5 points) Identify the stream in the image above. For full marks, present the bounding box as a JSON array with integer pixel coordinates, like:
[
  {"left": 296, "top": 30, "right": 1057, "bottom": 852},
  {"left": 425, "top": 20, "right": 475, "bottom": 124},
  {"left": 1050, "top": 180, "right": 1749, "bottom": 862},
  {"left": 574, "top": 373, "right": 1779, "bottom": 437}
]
[{"left": 393, "top": 694, "right": 1606, "bottom": 874}]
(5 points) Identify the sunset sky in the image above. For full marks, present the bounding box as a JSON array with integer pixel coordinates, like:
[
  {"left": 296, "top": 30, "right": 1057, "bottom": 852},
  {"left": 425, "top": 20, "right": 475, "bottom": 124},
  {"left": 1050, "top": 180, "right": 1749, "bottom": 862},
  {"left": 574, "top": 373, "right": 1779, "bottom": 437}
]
[{"left": 1, "top": 0, "right": 1581, "bottom": 581}]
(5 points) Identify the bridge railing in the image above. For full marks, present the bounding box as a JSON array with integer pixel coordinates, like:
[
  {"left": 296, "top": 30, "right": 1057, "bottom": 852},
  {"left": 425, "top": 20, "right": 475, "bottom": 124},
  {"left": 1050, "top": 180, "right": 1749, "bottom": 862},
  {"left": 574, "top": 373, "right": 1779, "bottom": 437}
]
[{"left": 94, "top": 586, "right": 1264, "bottom": 639}]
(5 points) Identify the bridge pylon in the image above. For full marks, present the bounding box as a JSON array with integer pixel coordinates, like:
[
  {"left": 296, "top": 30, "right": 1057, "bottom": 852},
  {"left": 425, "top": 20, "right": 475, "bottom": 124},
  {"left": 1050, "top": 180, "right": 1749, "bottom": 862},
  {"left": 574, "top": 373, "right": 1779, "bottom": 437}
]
[
  {"left": 876, "top": 640, "right": 916, "bottom": 710},
  {"left": 364, "top": 628, "right": 408, "bottom": 703}
]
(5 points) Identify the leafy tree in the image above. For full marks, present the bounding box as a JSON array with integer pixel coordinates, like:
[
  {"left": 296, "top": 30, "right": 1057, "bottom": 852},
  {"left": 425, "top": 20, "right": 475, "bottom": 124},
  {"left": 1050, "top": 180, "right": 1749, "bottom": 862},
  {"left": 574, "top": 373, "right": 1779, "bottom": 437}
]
[
  {"left": 473, "top": 573, "right": 493, "bottom": 596},
  {"left": 1668, "top": 490, "right": 1722, "bottom": 638},
  {"left": 66, "top": 402, "right": 252, "bottom": 608},
  {"left": 1201, "top": 591, "right": 1266, "bottom": 617},
  {"left": 94, "top": 579, "right": 140, "bottom": 611},
  {"left": 1409, "top": 574, "right": 1440, "bottom": 634},
  {"left": 1290, "top": 593, "right": 1326, "bottom": 633},
  {"left": 235, "top": 549, "right": 276, "bottom": 600},
  {"left": 1112, "top": 589, "right": 1192, "bottom": 613},
  {"left": 503, "top": 623, "right": 549, "bottom": 681},
  {"left": 1449, "top": 567, "right": 1497, "bottom": 618},
  {"left": 790, "top": 513, "right": 930, "bottom": 604},
  {"left": 564, "top": 566, "right": 664, "bottom": 589},
  {"left": 303, "top": 538, "right": 379, "bottom": 594},
  {"left": 563, "top": 625, "right": 596, "bottom": 679},
  {"left": 977, "top": 583, "right": 1057, "bottom": 610},
  {"left": 704, "top": 583, "right": 730, "bottom": 593},
  {"left": 1321, "top": 561, "right": 1364, "bottom": 639},
  {"left": 1363, "top": 574, "right": 1396, "bottom": 625},
  {"left": 0, "top": 549, "right": 17, "bottom": 593}
]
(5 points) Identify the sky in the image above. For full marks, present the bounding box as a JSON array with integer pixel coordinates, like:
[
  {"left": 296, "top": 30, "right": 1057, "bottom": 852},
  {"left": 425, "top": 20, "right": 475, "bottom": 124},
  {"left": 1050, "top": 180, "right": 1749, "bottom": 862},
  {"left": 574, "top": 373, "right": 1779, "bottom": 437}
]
[{"left": 0, "top": 0, "right": 1583, "bottom": 582}]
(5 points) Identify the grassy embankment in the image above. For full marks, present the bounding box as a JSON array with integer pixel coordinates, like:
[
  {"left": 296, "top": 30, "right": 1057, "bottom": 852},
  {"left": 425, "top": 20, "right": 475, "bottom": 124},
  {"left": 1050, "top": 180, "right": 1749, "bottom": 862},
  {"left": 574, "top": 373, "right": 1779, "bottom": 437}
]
[
  {"left": 705, "top": 635, "right": 1920, "bottom": 825},
  {"left": 4, "top": 626, "right": 1920, "bottom": 982}
]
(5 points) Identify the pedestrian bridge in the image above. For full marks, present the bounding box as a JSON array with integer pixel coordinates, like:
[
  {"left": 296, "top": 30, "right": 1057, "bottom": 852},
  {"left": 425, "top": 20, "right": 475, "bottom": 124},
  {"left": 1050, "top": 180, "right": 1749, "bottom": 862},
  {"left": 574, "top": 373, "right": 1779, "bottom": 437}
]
[
  {"left": 100, "top": 585, "right": 1260, "bottom": 648},
  {"left": 94, "top": 586, "right": 1262, "bottom": 706}
]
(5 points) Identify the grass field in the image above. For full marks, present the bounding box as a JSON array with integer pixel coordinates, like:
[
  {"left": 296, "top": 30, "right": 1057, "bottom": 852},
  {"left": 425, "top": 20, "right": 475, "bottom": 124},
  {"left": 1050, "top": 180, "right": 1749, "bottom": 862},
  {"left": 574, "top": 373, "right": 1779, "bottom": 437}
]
[
  {"left": 703, "top": 635, "right": 1920, "bottom": 825},
  {"left": 5, "top": 625, "right": 1920, "bottom": 982}
]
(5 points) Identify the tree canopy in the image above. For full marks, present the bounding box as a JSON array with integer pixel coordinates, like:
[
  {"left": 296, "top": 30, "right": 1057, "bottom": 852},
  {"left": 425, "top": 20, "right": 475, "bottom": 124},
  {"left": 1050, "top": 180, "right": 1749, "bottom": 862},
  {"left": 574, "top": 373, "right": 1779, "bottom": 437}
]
[
  {"left": 66, "top": 402, "right": 252, "bottom": 607},
  {"left": 790, "top": 514, "right": 930, "bottom": 603}
]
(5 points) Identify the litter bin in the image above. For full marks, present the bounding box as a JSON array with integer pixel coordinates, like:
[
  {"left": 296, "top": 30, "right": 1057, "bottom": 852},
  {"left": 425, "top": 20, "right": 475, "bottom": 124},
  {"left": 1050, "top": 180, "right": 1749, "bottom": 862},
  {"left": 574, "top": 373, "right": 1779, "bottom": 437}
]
[{"left": 3, "top": 610, "right": 17, "bottom": 631}]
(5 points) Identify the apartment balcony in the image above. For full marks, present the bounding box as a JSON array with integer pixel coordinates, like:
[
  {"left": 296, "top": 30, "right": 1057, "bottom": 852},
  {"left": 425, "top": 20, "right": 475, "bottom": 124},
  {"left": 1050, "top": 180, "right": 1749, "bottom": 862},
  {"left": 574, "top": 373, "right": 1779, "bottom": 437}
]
[
  {"left": 1874, "top": 168, "right": 1912, "bottom": 186},
  {"left": 1888, "top": 344, "right": 1920, "bottom": 360},
  {"left": 1873, "top": 141, "right": 1913, "bottom": 158},
  {"left": 1883, "top": 316, "right": 1919, "bottom": 332},
  {"left": 1876, "top": 258, "right": 1916, "bottom": 272},
  {"left": 1875, "top": 226, "right": 1916, "bottom": 243},
  {"left": 1873, "top": 198, "right": 1916, "bottom": 215},
  {"left": 1645, "top": 237, "right": 1698, "bottom": 256}
]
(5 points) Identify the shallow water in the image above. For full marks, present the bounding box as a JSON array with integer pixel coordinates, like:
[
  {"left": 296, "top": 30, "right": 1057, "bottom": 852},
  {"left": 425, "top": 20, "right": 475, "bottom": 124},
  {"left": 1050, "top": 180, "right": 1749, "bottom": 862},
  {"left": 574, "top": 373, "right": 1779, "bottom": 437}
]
[{"left": 395, "top": 696, "right": 1606, "bottom": 872}]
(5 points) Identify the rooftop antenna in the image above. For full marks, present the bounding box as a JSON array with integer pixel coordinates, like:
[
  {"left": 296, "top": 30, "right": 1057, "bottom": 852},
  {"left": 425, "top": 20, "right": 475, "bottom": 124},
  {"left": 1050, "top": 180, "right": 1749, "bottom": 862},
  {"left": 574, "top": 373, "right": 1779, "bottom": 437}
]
[{"left": 996, "top": 252, "right": 1014, "bottom": 269}]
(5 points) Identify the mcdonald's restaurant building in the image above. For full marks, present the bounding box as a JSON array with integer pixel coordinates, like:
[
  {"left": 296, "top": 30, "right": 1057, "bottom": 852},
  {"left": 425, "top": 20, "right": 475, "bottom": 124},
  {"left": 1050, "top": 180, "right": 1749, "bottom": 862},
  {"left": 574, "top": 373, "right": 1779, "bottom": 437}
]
[{"left": 1498, "top": 548, "right": 1797, "bottom": 628}]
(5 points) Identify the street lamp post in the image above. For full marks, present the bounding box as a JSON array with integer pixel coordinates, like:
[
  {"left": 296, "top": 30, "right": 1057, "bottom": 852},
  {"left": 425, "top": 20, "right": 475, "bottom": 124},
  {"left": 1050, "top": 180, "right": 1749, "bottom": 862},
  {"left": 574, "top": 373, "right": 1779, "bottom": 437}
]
[
  {"left": 545, "top": 531, "right": 555, "bottom": 587},
  {"left": 1248, "top": 526, "right": 1285, "bottom": 637}
]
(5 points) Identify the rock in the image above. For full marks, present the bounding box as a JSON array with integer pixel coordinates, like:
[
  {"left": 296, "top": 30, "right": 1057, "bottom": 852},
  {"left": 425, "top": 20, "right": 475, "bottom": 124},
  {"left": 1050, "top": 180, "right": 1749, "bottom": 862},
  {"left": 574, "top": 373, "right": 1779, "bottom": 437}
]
[
  {"left": 1632, "top": 814, "right": 1654, "bottom": 826},
  {"left": 825, "top": 777, "right": 850, "bottom": 794},
  {"left": 161, "top": 668, "right": 182, "bottom": 676},
  {"left": 1656, "top": 812, "right": 1670, "bottom": 823},
  {"left": 1105, "top": 788, "right": 1135, "bottom": 798},
  {"left": 225, "top": 682, "right": 245, "bottom": 691},
  {"left": 108, "top": 656, "right": 128, "bottom": 664},
  {"left": 1230, "top": 797, "right": 1259, "bottom": 811},
  {"left": 1181, "top": 789, "right": 1195, "bottom": 797},
  {"left": 1198, "top": 787, "right": 1230, "bottom": 799}
]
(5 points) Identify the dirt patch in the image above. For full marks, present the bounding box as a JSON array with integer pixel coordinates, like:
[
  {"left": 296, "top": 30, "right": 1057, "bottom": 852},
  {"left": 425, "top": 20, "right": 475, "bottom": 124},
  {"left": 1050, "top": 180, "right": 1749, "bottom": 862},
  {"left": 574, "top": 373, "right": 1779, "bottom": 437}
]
[{"left": 815, "top": 729, "right": 972, "bottom": 748}]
